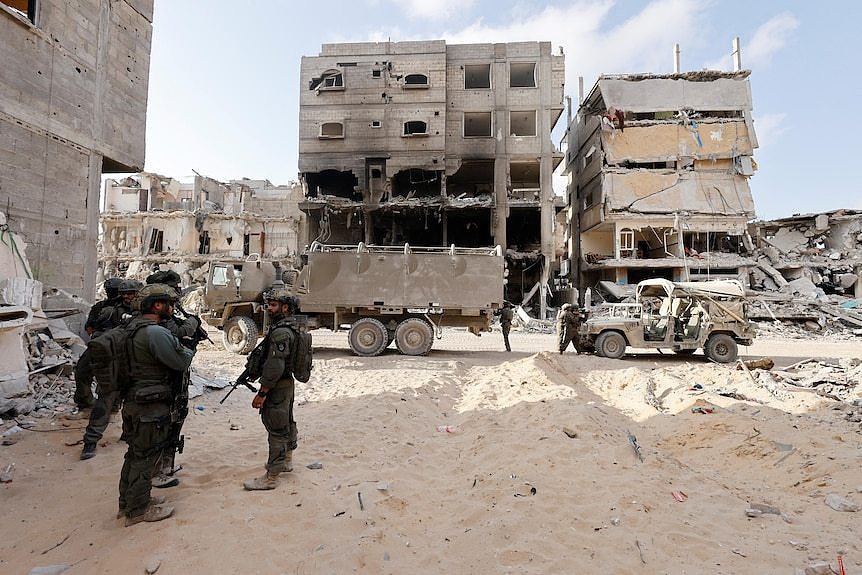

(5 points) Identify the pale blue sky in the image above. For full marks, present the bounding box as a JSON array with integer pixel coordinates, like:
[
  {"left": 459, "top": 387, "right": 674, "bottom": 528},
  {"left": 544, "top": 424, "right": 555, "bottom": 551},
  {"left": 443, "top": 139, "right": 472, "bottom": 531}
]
[{"left": 144, "top": 0, "right": 861, "bottom": 220}]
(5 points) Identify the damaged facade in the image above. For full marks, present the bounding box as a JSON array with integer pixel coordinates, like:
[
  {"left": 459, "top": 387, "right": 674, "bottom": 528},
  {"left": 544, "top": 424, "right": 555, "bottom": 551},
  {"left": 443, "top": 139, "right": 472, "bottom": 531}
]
[
  {"left": 565, "top": 71, "right": 758, "bottom": 292},
  {"left": 0, "top": 0, "right": 154, "bottom": 298},
  {"left": 99, "top": 173, "right": 306, "bottom": 285},
  {"left": 299, "top": 41, "right": 566, "bottom": 314}
]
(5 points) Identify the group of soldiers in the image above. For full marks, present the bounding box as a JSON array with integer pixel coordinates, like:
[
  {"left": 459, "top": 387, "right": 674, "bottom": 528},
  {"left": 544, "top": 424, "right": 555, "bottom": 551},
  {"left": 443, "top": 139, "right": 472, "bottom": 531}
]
[
  {"left": 498, "top": 301, "right": 586, "bottom": 354},
  {"left": 74, "top": 271, "right": 305, "bottom": 526}
]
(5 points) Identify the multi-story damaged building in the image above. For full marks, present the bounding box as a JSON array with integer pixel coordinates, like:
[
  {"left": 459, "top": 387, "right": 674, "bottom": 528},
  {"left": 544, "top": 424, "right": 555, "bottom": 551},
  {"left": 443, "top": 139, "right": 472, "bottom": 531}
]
[
  {"left": 99, "top": 174, "right": 306, "bottom": 284},
  {"left": 298, "top": 41, "right": 566, "bottom": 313},
  {"left": 565, "top": 71, "right": 758, "bottom": 291},
  {"left": 0, "top": 0, "right": 153, "bottom": 297}
]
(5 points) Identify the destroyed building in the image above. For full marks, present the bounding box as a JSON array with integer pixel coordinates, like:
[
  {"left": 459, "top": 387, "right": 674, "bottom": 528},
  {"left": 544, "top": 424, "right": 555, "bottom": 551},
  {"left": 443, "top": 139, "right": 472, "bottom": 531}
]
[
  {"left": 565, "top": 71, "right": 758, "bottom": 291},
  {"left": 298, "top": 41, "right": 566, "bottom": 315},
  {"left": 0, "top": 0, "right": 154, "bottom": 298},
  {"left": 99, "top": 173, "right": 306, "bottom": 284},
  {"left": 749, "top": 210, "right": 862, "bottom": 300}
]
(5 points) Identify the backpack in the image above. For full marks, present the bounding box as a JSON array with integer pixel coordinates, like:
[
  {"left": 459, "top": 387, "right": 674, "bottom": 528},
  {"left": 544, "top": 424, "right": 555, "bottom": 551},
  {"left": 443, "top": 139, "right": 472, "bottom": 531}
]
[
  {"left": 88, "top": 319, "right": 154, "bottom": 393},
  {"left": 290, "top": 327, "right": 313, "bottom": 383}
]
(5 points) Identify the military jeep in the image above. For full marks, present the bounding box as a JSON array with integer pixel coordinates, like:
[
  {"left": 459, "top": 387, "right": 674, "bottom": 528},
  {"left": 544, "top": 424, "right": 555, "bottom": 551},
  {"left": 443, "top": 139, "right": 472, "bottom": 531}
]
[{"left": 579, "top": 278, "right": 755, "bottom": 363}]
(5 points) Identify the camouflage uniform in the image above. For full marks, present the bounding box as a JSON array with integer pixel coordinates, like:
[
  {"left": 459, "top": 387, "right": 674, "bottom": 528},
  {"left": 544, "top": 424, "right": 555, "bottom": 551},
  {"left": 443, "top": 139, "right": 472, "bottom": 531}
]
[
  {"left": 73, "top": 279, "right": 124, "bottom": 409},
  {"left": 499, "top": 305, "right": 514, "bottom": 352},
  {"left": 118, "top": 316, "right": 194, "bottom": 520},
  {"left": 557, "top": 304, "right": 582, "bottom": 353},
  {"left": 79, "top": 297, "right": 135, "bottom": 458},
  {"left": 258, "top": 317, "right": 299, "bottom": 475}
]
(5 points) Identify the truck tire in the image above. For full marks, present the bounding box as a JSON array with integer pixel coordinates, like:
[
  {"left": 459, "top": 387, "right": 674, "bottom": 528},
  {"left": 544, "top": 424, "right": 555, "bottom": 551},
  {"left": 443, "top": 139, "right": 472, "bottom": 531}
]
[
  {"left": 348, "top": 318, "right": 388, "bottom": 357},
  {"left": 595, "top": 331, "right": 626, "bottom": 359},
  {"left": 395, "top": 318, "right": 434, "bottom": 356},
  {"left": 222, "top": 315, "right": 258, "bottom": 355},
  {"left": 704, "top": 333, "right": 737, "bottom": 363}
]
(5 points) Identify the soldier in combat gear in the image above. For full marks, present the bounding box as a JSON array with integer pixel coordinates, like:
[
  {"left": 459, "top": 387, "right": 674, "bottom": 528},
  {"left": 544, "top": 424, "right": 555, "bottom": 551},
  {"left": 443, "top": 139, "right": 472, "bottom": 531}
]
[
  {"left": 118, "top": 284, "right": 195, "bottom": 526},
  {"left": 243, "top": 288, "right": 303, "bottom": 491},
  {"left": 144, "top": 270, "right": 202, "bottom": 488},
  {"left": 73, "top": 277, "right": 123, "bottom": 411},
  {"left": 557, "top": 303, "right": 583, "bottom": 354}
]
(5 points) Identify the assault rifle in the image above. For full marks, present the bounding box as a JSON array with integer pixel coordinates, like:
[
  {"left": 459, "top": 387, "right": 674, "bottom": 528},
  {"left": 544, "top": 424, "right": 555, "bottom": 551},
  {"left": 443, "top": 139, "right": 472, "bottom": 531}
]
[
  {"left": 174, "top": 302, "right": 214, "bottom": 348},
  {"left": 220, "top": 338, "right": 267, "bottom": 404}
]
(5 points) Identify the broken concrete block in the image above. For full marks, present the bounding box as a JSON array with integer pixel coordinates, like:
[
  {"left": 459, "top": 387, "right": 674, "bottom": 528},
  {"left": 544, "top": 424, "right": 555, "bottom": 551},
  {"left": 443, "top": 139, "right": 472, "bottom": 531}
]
[
  {"left": 837, "top": 273, "right": 858, "bottom": 290},
  {"left": 768, "top": 228, "right": 808, "bottom": 254},
  {"left": 814, "top": 213, "right": 829, "bottom": 231},
  {"left": 0, "top": 278, "right": 43, "bottom": 309},
  {"left": 781, "top": 277, "right": 821, "bottom": 299}
]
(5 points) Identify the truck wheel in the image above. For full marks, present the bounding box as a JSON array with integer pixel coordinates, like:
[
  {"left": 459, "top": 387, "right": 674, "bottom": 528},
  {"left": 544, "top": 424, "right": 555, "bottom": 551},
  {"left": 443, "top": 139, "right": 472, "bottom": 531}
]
[
  {"left": 348, "top": 318, "right": 388, "bottom": 357},
  {"left": 395, "top": 318, "right": 434, "bottom": 356},
  {"left": 704, "top": 333, "right": 737, "bottom": 363},
  {"left": 595, "top": 331, "right": 626, "bottom": 359},
  {"left": 222, "top": 315, "right": 259, "bottom": 355}
]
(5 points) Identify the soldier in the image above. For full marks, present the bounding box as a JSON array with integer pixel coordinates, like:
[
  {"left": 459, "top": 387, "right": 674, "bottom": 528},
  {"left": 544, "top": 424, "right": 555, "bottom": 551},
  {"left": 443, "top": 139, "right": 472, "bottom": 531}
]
[
  {"left": 144, "top": 269, "right": 202, "bottom": 488},
  {"left": 243, "top": 289, "right": 303, "bottom": 491},
  {"left": 118, "top": 284, "right": 195, "bottom": 526},
  {"left": 499, "top": 302, "right": 514, "bottom": 352},
  {"left": 77, "top": 280, "right": 141, "bottom": 455},
  {"left": 556, "top": 303, "right": 583, "bottom": 354},
  {"left": 73, "top": 278, "right": 123, "bottom": 412}
]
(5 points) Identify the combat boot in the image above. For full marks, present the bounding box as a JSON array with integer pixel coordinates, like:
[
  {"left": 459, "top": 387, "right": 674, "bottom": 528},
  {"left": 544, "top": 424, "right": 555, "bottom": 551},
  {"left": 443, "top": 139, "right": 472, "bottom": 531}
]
[
  {"left": 124, "top": 502, "right": 174, "bottom": 527},
  {"left": 80, "top": 441, "right": 97, "bottom": 460},
  {"left": 117, "top": 496, "right": 166, "bottom": 519},
  {"left": 243, "top": 472, "right": 279, "bottom": 491},
  {"left": 151, "top": 471, "right": 179, "bottom": 489}
]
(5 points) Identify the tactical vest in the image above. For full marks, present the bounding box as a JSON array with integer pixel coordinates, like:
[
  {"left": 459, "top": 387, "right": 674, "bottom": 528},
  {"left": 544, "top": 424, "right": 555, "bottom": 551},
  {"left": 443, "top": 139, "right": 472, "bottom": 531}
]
[{"left": 128, "top": 319, "right": 175, "bottom": 388}]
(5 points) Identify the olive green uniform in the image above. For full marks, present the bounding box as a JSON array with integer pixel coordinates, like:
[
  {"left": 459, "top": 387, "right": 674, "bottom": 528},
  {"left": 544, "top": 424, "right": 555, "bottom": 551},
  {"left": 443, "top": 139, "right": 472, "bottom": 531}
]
[
  {"left": 118, "top": 317, "right": 194, "bottom": 519},
  {"left": 557, "top": 308, "right": 582, "bottom": 353},
  {"left": 500, "top": 307, "right": 514, "bottom": 352},
  {"left": 258, "top": 319, "right": 298, "bottom": 474}
]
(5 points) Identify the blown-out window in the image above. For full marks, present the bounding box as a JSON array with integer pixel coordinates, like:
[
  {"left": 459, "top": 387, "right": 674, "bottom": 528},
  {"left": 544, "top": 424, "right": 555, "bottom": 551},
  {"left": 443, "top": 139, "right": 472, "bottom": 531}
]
[
  {"left": 510, "top": 110, "right": 537, "bottom": 136},
  {"left": 464, "top": 112, "right": 492, "bottom": 138},
  {"left": 404, "top": 74, "right": 429, "bottom": 88},
  {"left": 309, "top": 69, "right": 344, "bottom": 91},
  {"left": 319, "top": 122, "right": 344, "bottom": 139},
  {"left": 510, "top": 62, "right": 536, "bottom": 88},
  {"left": 464, "top": 64, "right": 491, "bottom": 89},
  {"left": 403, "top": 121, "right": 428, "bottom": 136}
]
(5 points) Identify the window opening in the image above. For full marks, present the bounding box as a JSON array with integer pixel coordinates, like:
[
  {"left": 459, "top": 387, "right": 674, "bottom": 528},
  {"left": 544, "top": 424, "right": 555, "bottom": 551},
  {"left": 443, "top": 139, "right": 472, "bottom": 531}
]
[
  {"left": 309, "top": 69, "right": 343, "bottom": 91},
  {"left": 510, "top": 62, "right": 536, "bottom": 88},
  {"left": 510, "top": 110, "right": 537, "bottom": 137},
  {"left": 2, "top": 0, "right": 36, "bottom": 23},
  {"left": 403, "top": 121, "right": 428, "bottom": 136},
  {"left": 372, "top": 69, "right": 381, "bottom": 78},
  {"left": 319, "top": 122, "right": 344, "bottom": 139},
  {"left": 619, "top": 229, "right": 635, "bottom": 258},
  {"left": 463, "top": 112, "right": 491, "bottom": 138},
  {"left": 211, "top": 265, "right": 229, "bottom": 287},
  {"left": 198, "top": 231, "right": 211, "bottom": 255},
  {"left": 148, "top": 229, "right": 163, "bottom": 253},
  {"left": 370, "top": 120, "right": 381, "bottom": 128},
  {"left": 464, "top": 64, "right": 491, "bottom": 89},
  {"left": 403, "top": 74, "right": 429, "bottom": 88}
]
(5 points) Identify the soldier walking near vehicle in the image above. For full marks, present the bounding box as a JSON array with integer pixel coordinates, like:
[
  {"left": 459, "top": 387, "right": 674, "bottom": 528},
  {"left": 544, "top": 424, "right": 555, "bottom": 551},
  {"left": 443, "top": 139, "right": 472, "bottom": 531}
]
[
  {"left": 243, "top": 289, "right": 304, "bottom": 491},
  {"left": 557, "top": 303, "right": 583, "bottom": 354},
  {"left": 118, "top": 284, "right": 195, "bottom": 526},
  {"left": 499, "top": 302, "right": 514, "bottom": 352}
]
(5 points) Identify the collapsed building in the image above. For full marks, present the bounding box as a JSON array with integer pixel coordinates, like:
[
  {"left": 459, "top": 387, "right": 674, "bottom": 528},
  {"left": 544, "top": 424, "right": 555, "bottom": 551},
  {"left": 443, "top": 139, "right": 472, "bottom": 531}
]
[
  {"left": 298, "top": 41, "right": 566, "bottom": 315},
  {"left": 99, "top": 173, "right": 307, "bottom": 285},
  {"left": 565, "top": 71, "right": 758, "bottom": 291},
  {"left": 0, "top": 0, "right": 153, "bottom": 299}
]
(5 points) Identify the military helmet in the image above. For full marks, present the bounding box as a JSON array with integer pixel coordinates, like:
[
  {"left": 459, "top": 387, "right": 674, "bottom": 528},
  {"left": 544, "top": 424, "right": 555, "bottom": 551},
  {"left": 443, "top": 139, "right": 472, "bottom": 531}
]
[
  {"left": 132, "top": 283, "right": 179, "bottom": 312},
  {"left": 146, "top": 269, "right": 182, "bottom": 288},
  {"left": 119, "top": 279, "right": 144, "bottom": 293},
  {"left": 264, "top": 287, "right": 299, "bottom": 312},
  {"left": 104, "top": 277, "right": 124, "bottom": 298}
]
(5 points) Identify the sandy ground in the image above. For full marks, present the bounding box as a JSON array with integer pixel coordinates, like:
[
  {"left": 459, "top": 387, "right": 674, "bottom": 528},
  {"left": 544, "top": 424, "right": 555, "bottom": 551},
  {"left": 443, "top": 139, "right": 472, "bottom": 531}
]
[{"left": 2, "top": 328, "right": 861, "bottom": 574}]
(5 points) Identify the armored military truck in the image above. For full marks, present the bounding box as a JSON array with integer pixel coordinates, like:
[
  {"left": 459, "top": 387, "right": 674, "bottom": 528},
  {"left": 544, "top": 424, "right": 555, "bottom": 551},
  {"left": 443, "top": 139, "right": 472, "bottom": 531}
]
[
  {"left": 202, "top": 242, "right": 505, "bottom": 356},
  {"left": 579, "top": 278, "right": 755, "bottom": 363}
]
